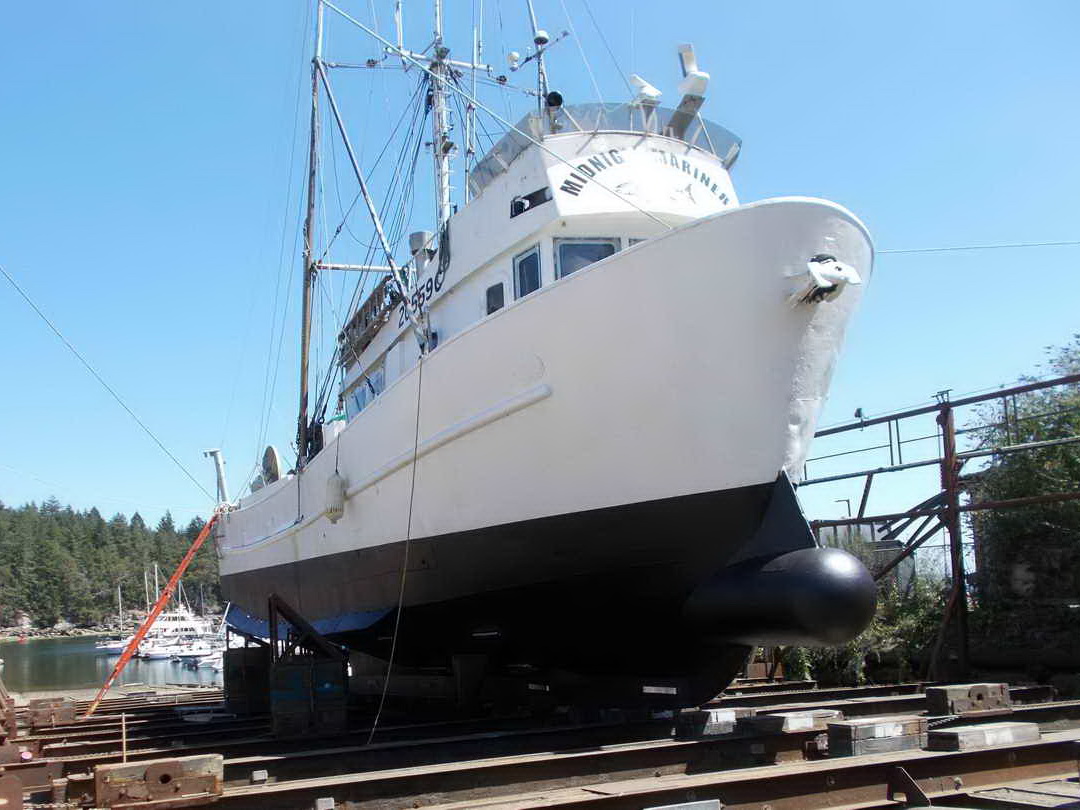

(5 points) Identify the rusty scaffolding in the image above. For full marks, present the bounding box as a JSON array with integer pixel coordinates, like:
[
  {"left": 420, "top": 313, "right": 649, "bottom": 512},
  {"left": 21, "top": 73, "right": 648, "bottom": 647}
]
[{"left": 800, "top": 373, "right": 1080, "bottom": 678}]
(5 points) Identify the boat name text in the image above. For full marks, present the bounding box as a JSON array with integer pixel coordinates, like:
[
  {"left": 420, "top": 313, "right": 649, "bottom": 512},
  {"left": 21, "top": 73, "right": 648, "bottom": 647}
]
[{"left": 558, "top": 148, "right": 730, "bottom": 204}]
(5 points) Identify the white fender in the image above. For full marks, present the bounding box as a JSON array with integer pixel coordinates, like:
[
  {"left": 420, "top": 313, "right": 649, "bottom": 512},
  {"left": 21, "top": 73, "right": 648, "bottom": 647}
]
[{"left": 326, "top": 471, "right": 347, "bottom": 524}]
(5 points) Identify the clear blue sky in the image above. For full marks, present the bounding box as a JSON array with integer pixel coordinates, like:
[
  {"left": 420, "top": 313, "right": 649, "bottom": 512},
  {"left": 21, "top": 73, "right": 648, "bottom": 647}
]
[{"left": 1, "top": 1, "right": 1077, "bottom": 529}]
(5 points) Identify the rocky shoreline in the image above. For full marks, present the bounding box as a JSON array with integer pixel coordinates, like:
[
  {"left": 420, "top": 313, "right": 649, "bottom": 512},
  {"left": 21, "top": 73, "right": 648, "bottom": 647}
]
[{"left": 0, "top": 625, "right": 117, "bottom": 643}]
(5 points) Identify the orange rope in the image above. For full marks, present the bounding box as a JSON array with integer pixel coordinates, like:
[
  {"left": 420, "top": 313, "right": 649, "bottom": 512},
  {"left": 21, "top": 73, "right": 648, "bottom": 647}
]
[{"left": 82, "top": 510, "right": 223, "bottom": 719}]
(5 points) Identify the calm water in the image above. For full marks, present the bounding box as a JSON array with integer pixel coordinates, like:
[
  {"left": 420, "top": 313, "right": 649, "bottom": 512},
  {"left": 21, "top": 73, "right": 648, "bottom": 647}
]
[{"left": 0, "top": 636, "right": 222, "bottom": 693}]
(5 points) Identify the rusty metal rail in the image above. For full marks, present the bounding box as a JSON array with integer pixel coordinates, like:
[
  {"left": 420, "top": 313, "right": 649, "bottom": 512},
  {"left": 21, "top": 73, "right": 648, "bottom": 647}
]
[
  {"left": 204, "top": 726, "right": 1080, "bottom": 810},
  {"left": 4, "top": 684, "right": 1078, "bottom": 809},
  {"left": 460, "top": 730, "right": 1080, "bottom": 810}
]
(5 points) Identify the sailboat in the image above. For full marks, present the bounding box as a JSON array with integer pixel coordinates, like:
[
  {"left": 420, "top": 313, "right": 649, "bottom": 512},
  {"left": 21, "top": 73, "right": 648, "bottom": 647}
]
[
  {"left": 215, "top": 0, "right": 877, "bottom": 706},
  {"left": 95, "top": 585, "right": 128, "bottom": 655}
]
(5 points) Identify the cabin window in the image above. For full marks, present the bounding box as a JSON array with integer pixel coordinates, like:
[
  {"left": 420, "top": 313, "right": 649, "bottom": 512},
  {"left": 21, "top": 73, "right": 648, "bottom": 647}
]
[
  {"left": 513, "top": 245, "right": 541, "bottom": 299},
  {"left": 346, "top": 363, "right": 386, "bottom": 419},
  {"left": 486, "top": 282, "right": 505, "bottom": 314},
  {"left": 510, "top": 186, "right": 553, "bottom": 218},
  {"left": 629, "top": 237, "right": 647, "bottom": 246},
  {"left": 554, "top": 238, "right": 619, "bottom": 279}
]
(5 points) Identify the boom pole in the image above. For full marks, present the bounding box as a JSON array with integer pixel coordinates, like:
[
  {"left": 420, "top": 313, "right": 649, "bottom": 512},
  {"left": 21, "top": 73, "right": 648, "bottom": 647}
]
[{"left": 297, "top": 0, "right": 326, "bottom": 468}]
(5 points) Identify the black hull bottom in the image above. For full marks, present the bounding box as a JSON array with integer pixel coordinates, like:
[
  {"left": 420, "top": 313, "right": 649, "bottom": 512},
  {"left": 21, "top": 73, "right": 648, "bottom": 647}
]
[{"left": 222, "top": 475, "right": 876, "bottom": 705}]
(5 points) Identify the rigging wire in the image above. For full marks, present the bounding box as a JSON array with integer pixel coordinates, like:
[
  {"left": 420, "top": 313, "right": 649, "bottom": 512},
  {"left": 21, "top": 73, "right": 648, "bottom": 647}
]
[
  {"left": 0, "top": 263, "right": 215, "bottom": 503},
  {"left": 324, "top": 78, "right": 427, "bottom": 257},
  {"left": 494, "top": 1, "right": 514, "bottom": 121},
  {"left": 579, "top": 0, "right": 633, "bottom": 95},
  {"left": 366, "top": 351, "right": 426, "bottom": 745},
  {"left": 310, "top": 82, "right": 430, "bottom": 424},
  {"left": 218, "top": 0, "right": 313, "bottom": 455},
  {"left": 253, "top": 4, "right": 314, "bottom": 473},
  {"left": 879, "top": 239, "right": 1080, "bottom": 255},
  {"left": 558, "top": 0, "right": 604, "bottom": 105},
  {"left": 321, "top": 1, "right": 676, "bottom": 231}
]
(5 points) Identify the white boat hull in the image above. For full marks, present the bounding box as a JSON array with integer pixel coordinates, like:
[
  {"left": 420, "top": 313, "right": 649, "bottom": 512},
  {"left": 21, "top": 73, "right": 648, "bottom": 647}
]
[{"left": 219, "top": 196, "right": 875, "bottom": 702}]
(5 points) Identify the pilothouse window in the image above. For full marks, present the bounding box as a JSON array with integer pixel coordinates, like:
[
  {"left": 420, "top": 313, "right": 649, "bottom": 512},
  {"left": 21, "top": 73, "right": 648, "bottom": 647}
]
[
  {"left": 486, "top": 282, "right": 505, "bottom": 314},
  {"left": 555, "top": 238, "right": 619, "bottom": 279},
  {"left": 513, "top": 245, "right": 541, "bottom": 299}
]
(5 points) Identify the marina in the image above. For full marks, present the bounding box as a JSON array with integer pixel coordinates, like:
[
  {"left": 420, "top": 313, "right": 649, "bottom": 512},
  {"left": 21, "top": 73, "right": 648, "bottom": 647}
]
[{"left": 0, "top": 637, "right": 222, "bottom": 696}]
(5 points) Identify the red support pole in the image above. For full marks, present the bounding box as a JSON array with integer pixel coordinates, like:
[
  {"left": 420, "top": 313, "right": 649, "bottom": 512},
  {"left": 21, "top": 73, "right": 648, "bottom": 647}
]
[{"left": 82, "top": 510, "right": 222, "bottom": 719}]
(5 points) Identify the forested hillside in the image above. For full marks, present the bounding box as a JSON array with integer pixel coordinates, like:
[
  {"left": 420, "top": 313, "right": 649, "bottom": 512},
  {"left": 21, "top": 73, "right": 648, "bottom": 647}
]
[{"left": 0, "top": 499, "right": 219, "bottom": 628}]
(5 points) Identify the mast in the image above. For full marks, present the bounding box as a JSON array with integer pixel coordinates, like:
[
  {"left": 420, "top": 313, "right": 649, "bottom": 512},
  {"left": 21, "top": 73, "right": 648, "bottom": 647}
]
[
  {"left": 524, "top": 0, "right": 550, "bottom": 117},
  {"left": 431, "top": 0, "right": 453, "bottom": 230},
  {"left": 464, "top": 0, "right": 482, "bottom": 202},
  {"left": 297, "top": 0, "right": 326, "bottom": 468}
]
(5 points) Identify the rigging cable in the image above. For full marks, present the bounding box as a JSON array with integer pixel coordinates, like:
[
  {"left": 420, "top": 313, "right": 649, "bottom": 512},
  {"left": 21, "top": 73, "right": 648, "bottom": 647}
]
[
  {"left": 254, "top": 0, "right": 315, "bottom": 467},
  {"left": 321, "top": 1, "right": 677, "bottom": 231},
  {"left": 217, "top": 1, "right": 312, "bottom": 457},
  {"left": 367, "top": 349, "right": 426, "bottom": 745},
  {"left": 310, "top": 83, "right": 431, "bottom": 424},
  {"left": 324, "top": 77, "right": 427, "bottom": 257},
  {"left": 0, "top": 263, "right": 215, "bottom": 503},
  {"left": 558, "top": 0, "right": 604, "bottom": 105},
  {"left": 494, "top": 1, "right": 514, "bottom": 121},
  {"left": 879, "top": 239, "right": 1080, "bottom": 255},
  {"left": 579, "top": 0, "right": 633, "bottom": 95}
]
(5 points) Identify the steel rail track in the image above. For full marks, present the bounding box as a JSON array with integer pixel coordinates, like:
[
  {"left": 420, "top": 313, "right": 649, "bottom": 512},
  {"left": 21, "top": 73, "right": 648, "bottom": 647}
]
[
  {"left": 55, "top": 700, "right": 1080, "bottom": 809},
  {"left": 21, "top": 688, "right": 1072, "bottom": 779},
  {"left": 207, "top": 725, "right": 1080, "bottom": 810},
  {"left": 6, "top": 683, "right": 1074, "bottom": 808}
]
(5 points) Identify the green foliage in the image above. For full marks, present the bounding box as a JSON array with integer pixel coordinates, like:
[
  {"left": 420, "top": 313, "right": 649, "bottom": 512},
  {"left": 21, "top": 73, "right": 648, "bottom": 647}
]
[
  {"left": 782, "top": 577, "right": 947, "bottom": 686},
  {"left": 966, "top": 336, "right": 1080, "bottom": 653},
  {"left": 969, "top": 335, "right": 1080, "bottom": 605},
  {"left": 0, "top": 501, "right": 220, "bottom": 628}
]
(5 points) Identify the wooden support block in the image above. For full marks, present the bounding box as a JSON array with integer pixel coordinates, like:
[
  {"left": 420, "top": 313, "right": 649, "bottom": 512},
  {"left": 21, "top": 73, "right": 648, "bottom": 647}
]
[
  {"left": 828, "top": 714, "right": 928, "bottom": 757},
  {"left": 749, "top": 708, "right": 842, "bottom": 734},
  {"left": 925, "top": 683, "right": 1011, "bottom": 716},
  {"left": 676, "top": 707, "right": 754, "bottom": 738},
  {"left": 94, "top": 754, "right": 223, "bottom": 808},
  {"left": 831, "top": 733, "right": 927, "bottom": 756},
  {"left": 829, "top": 714, "right": 928, "bottom": 740},
  {"left": 927, "top": 721, "right": 1040, "bottom": 751}
]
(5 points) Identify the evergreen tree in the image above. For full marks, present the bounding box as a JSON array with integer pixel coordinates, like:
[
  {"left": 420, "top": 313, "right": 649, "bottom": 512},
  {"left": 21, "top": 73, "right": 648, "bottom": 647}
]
[{"left": 0, "top": 499, "right": 221, "bottom": 628}]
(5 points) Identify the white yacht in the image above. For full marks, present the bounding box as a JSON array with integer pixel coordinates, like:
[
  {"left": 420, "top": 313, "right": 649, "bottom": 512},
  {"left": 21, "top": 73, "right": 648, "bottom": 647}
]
[{"left": 215, "top": 1, "right": 877, "bottom": 706}]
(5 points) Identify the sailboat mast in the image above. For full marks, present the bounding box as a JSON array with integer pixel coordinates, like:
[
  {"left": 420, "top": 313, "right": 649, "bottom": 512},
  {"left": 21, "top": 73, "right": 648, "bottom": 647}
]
[
  {"left": 431, "top": 0, "right": 453, "bottom": 230},
  {"left": 297, "top": 0, "right": 326, "bottom": 468}
]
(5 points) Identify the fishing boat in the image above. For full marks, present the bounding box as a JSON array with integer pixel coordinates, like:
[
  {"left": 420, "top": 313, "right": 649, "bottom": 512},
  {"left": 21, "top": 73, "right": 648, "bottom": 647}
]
[{"left": 215, "top": 0, "right": 877, "bottom": 706}]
